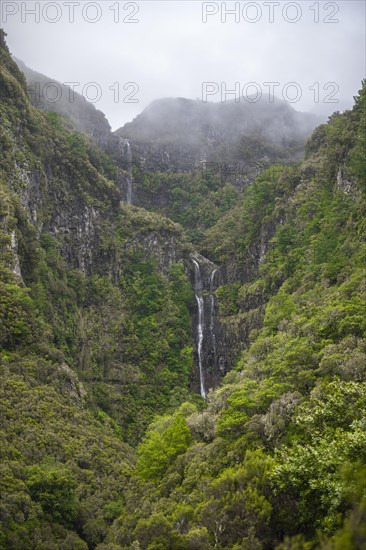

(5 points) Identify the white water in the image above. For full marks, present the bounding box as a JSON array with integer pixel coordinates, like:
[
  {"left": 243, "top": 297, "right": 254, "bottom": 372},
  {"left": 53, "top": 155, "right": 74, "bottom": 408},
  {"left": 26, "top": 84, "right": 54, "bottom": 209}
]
[
  {"left": 210, "top": 268, "right": 218, "bottom": 363},
  {"left": 193, "top": 259, "right": 206, "bottom": 398}
]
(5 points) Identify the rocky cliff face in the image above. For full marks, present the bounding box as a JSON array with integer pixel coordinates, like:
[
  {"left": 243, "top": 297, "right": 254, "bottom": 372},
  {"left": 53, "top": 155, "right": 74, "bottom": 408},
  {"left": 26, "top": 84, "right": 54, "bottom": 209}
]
[{"left": 189, "top": 244, "right": 268, "bottom": 394}]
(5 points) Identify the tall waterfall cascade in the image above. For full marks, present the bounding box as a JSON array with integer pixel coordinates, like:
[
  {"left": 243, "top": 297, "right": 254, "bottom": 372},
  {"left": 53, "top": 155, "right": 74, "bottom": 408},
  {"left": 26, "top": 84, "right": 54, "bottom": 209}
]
[
  {"left": 192, "top": 257, "right": 219, "bottom": 398},
  {"left": 193, "top": 259, "right": 206, "bottom": 398}
]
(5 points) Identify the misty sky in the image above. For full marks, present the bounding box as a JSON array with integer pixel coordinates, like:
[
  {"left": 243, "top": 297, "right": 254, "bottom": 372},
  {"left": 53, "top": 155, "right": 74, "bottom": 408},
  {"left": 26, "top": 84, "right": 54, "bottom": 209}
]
[{"left": 2, "top": 1, "right": 365, "bottom": 130}]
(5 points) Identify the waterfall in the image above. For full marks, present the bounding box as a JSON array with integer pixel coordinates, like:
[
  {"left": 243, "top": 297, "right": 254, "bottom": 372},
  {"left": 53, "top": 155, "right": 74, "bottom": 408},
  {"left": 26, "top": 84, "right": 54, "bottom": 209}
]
[
  {"left": 210, "top": 268, "right": 218, "bottom": 364},
  {"left": 125, "top": 140, "right": 133, "bottom": 205},
  {"left": 192, "top": 259, "right": 206, "bottom": 398},
  {"left": 192, "top": 257, "right": 220, "bottom": 397}
]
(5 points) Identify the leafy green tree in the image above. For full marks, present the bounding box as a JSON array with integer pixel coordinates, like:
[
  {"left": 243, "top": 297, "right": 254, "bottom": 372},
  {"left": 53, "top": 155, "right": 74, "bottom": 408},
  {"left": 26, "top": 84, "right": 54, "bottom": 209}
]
[
  {"left": 26, "top": 461, "right": 77, "bottom": 527},
  {"left": 137, "top": 412, "right": 192, "bottom": 481}
]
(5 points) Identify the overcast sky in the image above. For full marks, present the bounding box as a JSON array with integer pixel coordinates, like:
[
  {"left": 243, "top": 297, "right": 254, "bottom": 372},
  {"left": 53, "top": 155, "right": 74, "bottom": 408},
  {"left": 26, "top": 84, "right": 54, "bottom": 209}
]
[{"left": 2, "top": 1, "right": 365, "bottom": 129}]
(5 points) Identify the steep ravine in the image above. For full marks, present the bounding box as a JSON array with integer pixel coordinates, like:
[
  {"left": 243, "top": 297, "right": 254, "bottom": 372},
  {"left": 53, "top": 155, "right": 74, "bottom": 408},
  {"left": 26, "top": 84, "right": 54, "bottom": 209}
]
[
  {"left": 11, "top": 54, "right": 268, "bottom": 397},
  {"left": 10, "top": 41, "right": 302, "bottom": 405}
]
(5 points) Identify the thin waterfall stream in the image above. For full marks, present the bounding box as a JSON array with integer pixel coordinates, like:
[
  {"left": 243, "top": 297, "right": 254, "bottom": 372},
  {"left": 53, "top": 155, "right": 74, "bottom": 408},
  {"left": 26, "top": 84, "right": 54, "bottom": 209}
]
[{"left": 192, "top": 259, "right": 206, "bottom": 398}]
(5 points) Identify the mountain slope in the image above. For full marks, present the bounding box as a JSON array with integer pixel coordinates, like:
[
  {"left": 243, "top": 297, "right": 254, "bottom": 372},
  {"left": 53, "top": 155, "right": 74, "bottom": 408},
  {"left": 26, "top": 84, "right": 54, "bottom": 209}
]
[
  {"left": 14, "top": 58, "right": 112, "bottom": 149},
  {"left": 116, "top": 96, "right": 323, "bottom": 172}
]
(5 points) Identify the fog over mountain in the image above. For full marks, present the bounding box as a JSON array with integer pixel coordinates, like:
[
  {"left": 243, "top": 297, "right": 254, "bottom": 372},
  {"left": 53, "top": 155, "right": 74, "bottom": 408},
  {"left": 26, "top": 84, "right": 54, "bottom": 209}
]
[
  {"left": 16, "top": 58, "right": 323, "bottom": 142},
  {"left": 117, "top": 95, "right": 322, "bottom": 145},
  {"left": 3, "top": 1, "right": 365, "bottom": 127},
  {"left": 16, "top": 57, "right": 324, "bottom": 176}
]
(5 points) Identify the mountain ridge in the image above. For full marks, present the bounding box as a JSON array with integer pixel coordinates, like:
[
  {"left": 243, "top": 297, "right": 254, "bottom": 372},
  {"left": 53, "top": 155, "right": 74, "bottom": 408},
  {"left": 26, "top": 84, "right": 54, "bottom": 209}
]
[{"left": 117, "top": 94, "right": 322, "bottom": 144}]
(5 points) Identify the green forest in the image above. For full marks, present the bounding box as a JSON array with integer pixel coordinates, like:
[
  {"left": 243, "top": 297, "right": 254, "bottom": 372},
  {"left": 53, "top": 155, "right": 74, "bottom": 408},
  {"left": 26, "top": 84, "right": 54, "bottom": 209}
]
[{"left": 0, "top": 29, "right": 365, "bottom": 549}]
